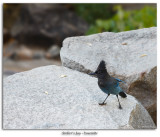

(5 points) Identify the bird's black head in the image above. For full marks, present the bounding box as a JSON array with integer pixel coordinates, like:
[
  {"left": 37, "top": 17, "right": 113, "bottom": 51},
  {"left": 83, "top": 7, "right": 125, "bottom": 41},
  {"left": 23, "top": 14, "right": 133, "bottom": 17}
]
[{"left": 89, "top": 60, "right": 110, "bottom": 79}]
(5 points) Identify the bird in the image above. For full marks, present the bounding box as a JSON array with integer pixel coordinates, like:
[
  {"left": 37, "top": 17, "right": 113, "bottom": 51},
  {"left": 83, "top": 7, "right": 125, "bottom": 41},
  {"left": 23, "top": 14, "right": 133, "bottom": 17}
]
[{"left": 89, "top": 60, "right": 127, "bottom": 109}]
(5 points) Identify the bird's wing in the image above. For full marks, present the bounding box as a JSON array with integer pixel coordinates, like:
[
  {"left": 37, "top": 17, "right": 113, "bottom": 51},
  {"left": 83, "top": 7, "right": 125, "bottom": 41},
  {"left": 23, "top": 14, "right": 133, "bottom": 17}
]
[
  {"left": 111, "top": 78, "right": 119, "bottom": 87},
  {"left": 105, "top": 77, "right": 119, "bottom": 88},
  {"left": 98, "top": 78, "right": 122, "bottom": 94},
  {"left": 98, "top": 78, "right": 120, "bottom": 89},
  {"left": 115, "top": 78, "right": 126, "bottom": 84}
]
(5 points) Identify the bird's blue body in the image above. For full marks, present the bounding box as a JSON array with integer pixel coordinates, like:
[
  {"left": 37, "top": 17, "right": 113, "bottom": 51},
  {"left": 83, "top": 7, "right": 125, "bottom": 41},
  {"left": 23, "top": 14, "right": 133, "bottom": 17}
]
[
  {"left": 98, "top": 77, "right": 124, "bottom": 95},
  {"left": 89, "top": 60, "right": 127, "bottom": 109}
]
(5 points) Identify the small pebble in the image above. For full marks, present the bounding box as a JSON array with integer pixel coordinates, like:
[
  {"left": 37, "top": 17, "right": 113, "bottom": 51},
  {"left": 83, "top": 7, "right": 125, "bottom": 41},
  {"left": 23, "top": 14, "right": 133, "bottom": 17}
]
[
  {"left": 140, "top": 54, "right": 147, "bottom": 57},
  {"left": 122, "top": 43, "right": 127, "bottom": 45},
  {"left": 60, "top": 75, "right": 67, "bottom": 78},
  {"left": 86, "top": 43, "right": 92, "bottom": 46}
]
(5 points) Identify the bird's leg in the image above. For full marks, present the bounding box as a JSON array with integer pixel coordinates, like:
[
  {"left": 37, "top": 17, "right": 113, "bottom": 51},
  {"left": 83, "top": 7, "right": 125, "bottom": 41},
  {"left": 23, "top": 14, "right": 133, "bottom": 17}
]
[
  {"left": 116, "top": 95, "right": 122, "bottom": 109},
  {"left": 99, "top": 94, "right": 110, "bottom": 106}
]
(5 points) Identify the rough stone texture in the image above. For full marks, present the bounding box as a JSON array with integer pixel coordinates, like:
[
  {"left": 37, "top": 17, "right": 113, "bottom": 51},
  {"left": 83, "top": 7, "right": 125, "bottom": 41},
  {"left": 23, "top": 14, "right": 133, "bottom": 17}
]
[
  {"left": 3, "top": 65, "right": 155, "bottom": 129},
  {"left": 11, "top": 4, "right": 89, "bottom": 46},
  {"left": 60, "top": 27, "right": 157, "bottom": 124}
]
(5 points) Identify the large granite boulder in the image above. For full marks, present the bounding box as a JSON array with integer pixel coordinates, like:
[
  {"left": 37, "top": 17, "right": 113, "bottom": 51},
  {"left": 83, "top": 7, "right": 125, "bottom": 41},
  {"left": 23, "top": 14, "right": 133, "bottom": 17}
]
[
  {"left": 60, "top": 27, "right": 157, "bottom": 124},
  {"left": 3, "top": 65, "right": 155, "bottom": 129},
  {"left": 11, "top": 4, "right": 89, "bottom": 46}
]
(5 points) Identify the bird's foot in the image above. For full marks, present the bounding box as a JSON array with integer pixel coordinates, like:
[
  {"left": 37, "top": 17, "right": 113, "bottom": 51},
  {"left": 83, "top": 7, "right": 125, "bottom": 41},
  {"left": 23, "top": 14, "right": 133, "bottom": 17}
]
[
  {"left": 119, "top": 105, "right": 122, "bottom": 109},
  {"left": 99, "top": 102, "right": 106, "bottom": 106}
]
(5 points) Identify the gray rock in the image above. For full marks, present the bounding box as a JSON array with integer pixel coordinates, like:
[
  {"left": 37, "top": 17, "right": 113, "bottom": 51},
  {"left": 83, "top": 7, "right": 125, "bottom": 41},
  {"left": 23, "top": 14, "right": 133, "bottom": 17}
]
[
  {"left": 3, "top": 65, "right": 155, "bottom": 129},
  {"left": 33, "top": 50, "right": 45, "bottom": 59},
  {"left": 15, "top": 45, "right": 33, "bottom": 60},
  {"left": 60, "top": 27, "right": 157, "bottom": 124},
  {"left": 45, "top": 45, "right": 60, "bottom": 59}
]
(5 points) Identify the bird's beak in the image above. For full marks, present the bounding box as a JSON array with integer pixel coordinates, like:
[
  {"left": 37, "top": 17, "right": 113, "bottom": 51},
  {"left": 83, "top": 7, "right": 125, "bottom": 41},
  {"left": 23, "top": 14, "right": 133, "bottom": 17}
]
[{"left": 88, "top": 72, "right": 96, "bottom": 76}]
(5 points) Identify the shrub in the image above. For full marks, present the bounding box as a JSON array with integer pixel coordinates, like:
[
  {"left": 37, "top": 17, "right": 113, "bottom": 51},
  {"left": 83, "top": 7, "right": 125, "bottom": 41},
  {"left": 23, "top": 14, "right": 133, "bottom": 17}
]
[
  {"left": 86, "top": 5, "right": 157, "bottom": 35},
  {"left": 73, "top": 4, "right": 114, "bottom": 24}
]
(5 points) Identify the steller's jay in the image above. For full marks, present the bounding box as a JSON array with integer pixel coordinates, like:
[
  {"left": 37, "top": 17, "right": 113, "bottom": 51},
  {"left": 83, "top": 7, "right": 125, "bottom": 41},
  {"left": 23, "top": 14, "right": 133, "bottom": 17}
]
[{"left": 89, "top": 60, "right": 127, "bottom": 109}]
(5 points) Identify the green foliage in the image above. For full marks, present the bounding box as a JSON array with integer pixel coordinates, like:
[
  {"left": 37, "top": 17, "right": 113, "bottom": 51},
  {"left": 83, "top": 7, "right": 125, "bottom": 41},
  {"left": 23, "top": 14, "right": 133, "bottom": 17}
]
[
  {"left": 86, "top": 5, "right": 157, "bottom": 35},
  {"left": 73, "top": 4, "right": 113, "bottom": 24}
]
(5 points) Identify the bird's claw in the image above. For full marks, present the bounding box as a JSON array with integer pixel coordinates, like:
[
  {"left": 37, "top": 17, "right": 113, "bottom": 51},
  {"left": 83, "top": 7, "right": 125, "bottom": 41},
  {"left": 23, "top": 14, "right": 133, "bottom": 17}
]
[
  {"left": 99, "top": 102, "right": 106, "bottom": 106},
  {"left": 119, "top": 105, "right": 122, "bottom": 109}
]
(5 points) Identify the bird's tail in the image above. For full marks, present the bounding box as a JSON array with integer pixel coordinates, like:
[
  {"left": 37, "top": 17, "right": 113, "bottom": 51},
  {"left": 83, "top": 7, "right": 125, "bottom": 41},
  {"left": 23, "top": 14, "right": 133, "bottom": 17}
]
[{"left": 119, "top": 92, "right": 127, "bottom": 98}]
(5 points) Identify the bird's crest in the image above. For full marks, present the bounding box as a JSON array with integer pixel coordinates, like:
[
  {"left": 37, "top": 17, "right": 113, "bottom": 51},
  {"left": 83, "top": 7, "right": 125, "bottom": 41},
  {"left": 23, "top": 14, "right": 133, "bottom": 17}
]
[
  {"left": 96, "top": 60, "right": 107, "bottom": 72},
  {"left": 95, "top": 60, "right": 110, "bottom": 78}
]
